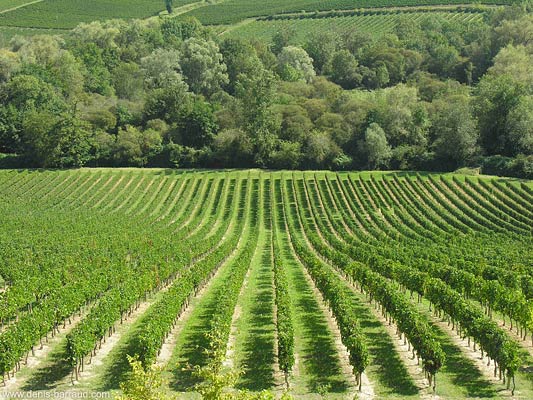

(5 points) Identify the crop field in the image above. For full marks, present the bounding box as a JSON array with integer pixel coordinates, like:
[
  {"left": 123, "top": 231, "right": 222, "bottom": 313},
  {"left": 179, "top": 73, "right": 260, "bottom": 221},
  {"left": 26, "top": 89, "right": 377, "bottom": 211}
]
[
  {"left": 0, "top": 169, "right": 532, "bottom": 398},
  {"left": 180, "top": 0, "right": 516, "bottom": 25},
  {"left": 221, "top": 10, "right": 484, "bottom": 42},
  {"left": 0, "top": 0, "right": 195, "bottom": 29}
]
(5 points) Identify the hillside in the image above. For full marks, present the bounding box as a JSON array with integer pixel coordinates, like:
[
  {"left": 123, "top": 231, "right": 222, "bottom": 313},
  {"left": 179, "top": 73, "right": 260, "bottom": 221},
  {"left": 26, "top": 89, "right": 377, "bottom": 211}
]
[
  {"left": 1, "top": 169, "right": 533, "bottom": 398},
  {"left": 0, "top": 0, "right": 518, "bottom": 38}
]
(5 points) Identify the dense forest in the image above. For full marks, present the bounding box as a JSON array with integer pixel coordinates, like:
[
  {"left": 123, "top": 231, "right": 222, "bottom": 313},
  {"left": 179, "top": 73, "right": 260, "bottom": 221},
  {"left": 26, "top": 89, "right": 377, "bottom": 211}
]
[{"left": 0, "top": 4, "right": 532, "bottom": 177}]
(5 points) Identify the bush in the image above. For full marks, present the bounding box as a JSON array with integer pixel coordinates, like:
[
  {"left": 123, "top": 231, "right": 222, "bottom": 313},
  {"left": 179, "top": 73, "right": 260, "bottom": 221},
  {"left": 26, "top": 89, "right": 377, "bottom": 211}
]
[
  {"left": 480, "top": 155, "right": 533, "bottom": 179},
  {"left": 0, "top": 153, "right": 25, "bottom": 169}
]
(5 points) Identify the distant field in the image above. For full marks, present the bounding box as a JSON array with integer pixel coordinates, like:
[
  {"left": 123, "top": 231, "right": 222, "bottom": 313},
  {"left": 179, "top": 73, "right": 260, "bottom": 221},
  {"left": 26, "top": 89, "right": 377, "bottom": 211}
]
[
  {"left": 182, "top": 0, "right": 516, "bottom": 25},
  {"left": 222, "top": 11, "right": 485, "bottom": 42},
  {"left": 0, "top": 0, "right": 193, "bottom": 29},
  {"left": 0, "top": 0, "right": 34, "bottom": 12},
  {"left": 0, "top": 0, "right": 516, "bottom": 39}
]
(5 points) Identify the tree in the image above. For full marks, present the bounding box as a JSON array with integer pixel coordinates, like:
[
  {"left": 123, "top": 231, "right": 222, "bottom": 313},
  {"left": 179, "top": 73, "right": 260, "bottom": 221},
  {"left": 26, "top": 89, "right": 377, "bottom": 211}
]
[
  {"left": 213, "top": 129, "right": 254, "bottom": 167},
  {"left": 304, "top": 31, "right": 338, "bottom": 73},
  {"left": 474, "top": 44, "right": 533, "bottom": 156},
  {"left": 15, "top": 35, "right": 85, "bottom": 98},
  {"left": 303, "top": 130, "right": 342, "bottom": 169},
  {"left": 144, "top": 80, "right": 190, "bottom": 122},
  {"left": 475, "top": 74, "right": 527, "bottom": 156},
  {"left": 0, "top": 50, "right": 19, "bottom": 83},
  {"left": 113, "top": 125, "right": 162, "bottom": 167},
  {"left": 141, "top": 48, "right": 182, "bottom": 89},
  {"left": 278, "top": 105, "right": 313, "bottom": 143},
  {"left": 180, "top": 38, "right": 228, "bottom": 96},
  {"left": 160, "top": 17, "right": 203, "bottom": 45},
  {"left": 362, "top": 123, "right": 392, "bottom": 169},
  {"left": 113, "top": 62, "right": 144, "bottom": 100},
  {"left": 493, "top": 14, "right": 533, "bottom": 52},
  {"left": 235, "top": 66, "right": 279, "bottom": 166},
  {"left": 507, "top": 95, "right": 533, "bottom": 155},
  {"left": 271, "top": 27, "right": 296, "bottom": 55},
  {"left": 22, "top": 112, "right": 95, "bottom": 168},
  {"left": 219, "top": 38, "right": 263, "bottom": 94},
  {"left": 488, "top": 45, "right": 533, "bottom": 91},
  {"left": 372, "top": 84, "right": 430, "bottom": 148},
  {"left": 270, "top": 140, "right": 302, "bottom": 169},
  {"left": 277, "top": 46, "right": 315, "bottom": 83},
  {"left": 175, "top": 100, "right": 218, "bottom": 149},
  {"left": 327, "top": 50, "right": 362, "bottom": 90},
  {"left": 164, "top": 0, "right": 173, "bottom": 14},
  {"left": 72, "top": 42, "right": 113, "bottom": 95},
  {"left": 430, "top": 94, "right": 479, "bottom": 168},
  {"left": 0, "top": 75, "right": 67, "bottom": 155}
]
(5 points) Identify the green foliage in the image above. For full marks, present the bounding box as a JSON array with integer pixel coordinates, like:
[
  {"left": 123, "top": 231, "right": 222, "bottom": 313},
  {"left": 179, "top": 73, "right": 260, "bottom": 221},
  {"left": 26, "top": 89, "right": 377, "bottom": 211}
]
[
  {"left": 277, "top": 46, "right": 315, "bottom": 83},
  {"left": 118, "top": 356, "right": 170, "bottom": 400},
  {"left": 0, "top": 168, "right": 532, "bottom": 399},
  {"left": 362, "top": 123, "right": 392, "bottom": 169},
  {"left": 0, "top": 8, "right": 531, "bottom": 174},
  {"left": 180, "top": 38, "right": 229, "bottom": 97}
]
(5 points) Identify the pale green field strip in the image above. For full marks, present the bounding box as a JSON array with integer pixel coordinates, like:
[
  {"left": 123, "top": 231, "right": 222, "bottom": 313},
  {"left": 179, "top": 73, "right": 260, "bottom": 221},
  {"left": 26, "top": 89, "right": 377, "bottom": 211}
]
[
  {"left": 179, "top": 0, "right": 511, "bottom": 25},
  {"left": 0, "top": 0, "right": 39, "bottom": 13},
  {"left": 222, "top": 11, "right": 483, "bottom": 42}
]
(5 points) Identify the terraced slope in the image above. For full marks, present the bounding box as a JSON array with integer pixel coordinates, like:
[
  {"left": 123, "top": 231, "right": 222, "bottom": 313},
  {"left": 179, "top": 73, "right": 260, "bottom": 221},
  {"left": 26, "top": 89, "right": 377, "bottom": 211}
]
[{"left": 0, "top": 169, "right": 532, "bottom": 399}]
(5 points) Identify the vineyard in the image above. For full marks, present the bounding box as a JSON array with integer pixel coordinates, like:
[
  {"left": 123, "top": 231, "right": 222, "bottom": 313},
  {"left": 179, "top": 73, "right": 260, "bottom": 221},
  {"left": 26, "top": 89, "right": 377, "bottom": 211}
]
[
  {"left": 0, "top": 0, "right": 519, "bottom": 41},
  {"left": 0, "top": 169, "right": 532, "bottom": 398},
  {"left": 179, "top": 0, "right": 515, "bottom": 25},
  {"left": 0, "top": 0, "right": 197, "bottom": 29},
  {"left": 221, "top": 10, "right": 484, "bottom": 43}
]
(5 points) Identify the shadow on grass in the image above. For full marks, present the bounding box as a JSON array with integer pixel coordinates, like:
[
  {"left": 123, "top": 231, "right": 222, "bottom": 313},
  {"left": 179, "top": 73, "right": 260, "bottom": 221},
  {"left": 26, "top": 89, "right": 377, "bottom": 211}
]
[
  {"left": 433, "top": 323, "right": 498, "bottom": 398},
  {"left": 20, "top": 342, "right": 72, "bottom": 391},
  {"left": 347, "top": 292, "right": 419, "bottom": 397},
  {"left": 236, "top": 246, "right": 275, "bottom": 391},
  {"left": 169, "top": 294, "right": 218, "bottom": 391},
  {"left": 283, "top": 240, "right": 349, "bottom": 394},
  {"left": 96, "top": 322, "right": 144, "bottom": 391}
]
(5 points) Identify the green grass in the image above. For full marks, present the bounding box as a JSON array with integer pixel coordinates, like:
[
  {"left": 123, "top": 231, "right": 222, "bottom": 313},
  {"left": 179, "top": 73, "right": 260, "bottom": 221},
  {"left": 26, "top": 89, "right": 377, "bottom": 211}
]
[
  {"left": 233, "top": 206, "right": 277, "bottom": 391},
  {"left": 272, "top": 199, "right": 353, "bottom": 397},
  {"left": 164, "top": 177, "right": 253, "bottom": 392}
]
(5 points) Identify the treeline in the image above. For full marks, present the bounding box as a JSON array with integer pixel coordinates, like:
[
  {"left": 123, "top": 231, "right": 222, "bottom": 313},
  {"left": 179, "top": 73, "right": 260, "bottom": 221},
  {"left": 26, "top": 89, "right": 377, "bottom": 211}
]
[{"left": 0, "top": 4, "right": 532, "bottom": 176}]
